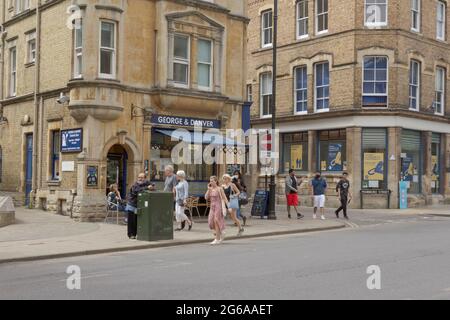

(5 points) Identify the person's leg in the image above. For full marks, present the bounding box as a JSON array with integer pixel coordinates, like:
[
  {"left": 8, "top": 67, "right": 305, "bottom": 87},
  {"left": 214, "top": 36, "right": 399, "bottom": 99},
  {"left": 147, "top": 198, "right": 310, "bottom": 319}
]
[
  {"left": 215, "top": 221, "right": 221, "bottom": 241},
  {"left": 336, "top": 201, "right": 343, "bottom": 218},
  {"left": 342, "top": 197, "right": 348, "bottom": 219},
  {"left": 320, "top": 195, "right": 326, "bottom": 219},
  {"left": 181, "top": 208, "right": 193, "bottom": 229},
  {"left": 230, "top": 209, "right": 243, "bottom": 235},
  {"left": 239, "top": 205, "right": 247, "bottom": 226},
  {"left": 313, "top": 196, "right": 318, "bottom": 219},
  {"left": 287, "top": 204, "right": 292, "bottom": 219},
  {"left": 127, "top": 211, "right": 137, "bottom": 238}
]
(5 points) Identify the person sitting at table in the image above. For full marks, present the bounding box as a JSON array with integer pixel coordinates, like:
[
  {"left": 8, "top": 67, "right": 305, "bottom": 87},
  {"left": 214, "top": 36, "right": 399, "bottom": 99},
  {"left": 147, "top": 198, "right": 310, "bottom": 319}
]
[{"left": 107, "top": 184, "right": 126, "bottom": 219}]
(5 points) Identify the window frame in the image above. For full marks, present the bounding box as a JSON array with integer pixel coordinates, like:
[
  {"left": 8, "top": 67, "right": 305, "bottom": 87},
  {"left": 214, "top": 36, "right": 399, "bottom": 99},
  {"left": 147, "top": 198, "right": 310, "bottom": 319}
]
[
  {"left": 197, "top": 38, "right": 213, "bottom": 92},
  {"left": 411, "top": 0, "right": 421, "bottom": 32},
  {"left": 296, "top": 0, "right": 309, "bottom": 40},
  {"left": 261, "top": 9, "right": 273, "bottom": 48},
  {"left": 294, "top": 65, "right": 308, "bottom": 115},
  {"left": 9, "top": 47, "right": 17, "bottom": 97},
  {"left": 362, "top": 56, "right": 389, "bottom": 108},
  {"left": 316, "top": 0, "right": 329, "bottom": 35},
  {"left": 260, "top": 72, "right": 273, "bottom": 118},
  {"left": 98, "top": 20, "right": 117, "bottom": 79},
  {"left": 364, "top": 0, "right": 388, "bottom": 28},
  {"left": 246, "top": 84, "right": 253, "bottom": 102},
  {"left": 436, "top": 1, "right": 446, "bottom": 41},
  {"left": 434, "top": 67, "right": 446, "bottom": 116},
  {"left": 26, "top": 33, "right": 36, "bottom": 64},
  {"left": 74, "top": 19, "right": 83, "bottom": 78},
  {"left": 409, "top": 60, "right": 420, "bottom": 111},
  {"left": 171, "top": 33, "right": 191, "bottom": 88},
  {"left": 314, "top": 62, "right": 330, "bottom": 113}
]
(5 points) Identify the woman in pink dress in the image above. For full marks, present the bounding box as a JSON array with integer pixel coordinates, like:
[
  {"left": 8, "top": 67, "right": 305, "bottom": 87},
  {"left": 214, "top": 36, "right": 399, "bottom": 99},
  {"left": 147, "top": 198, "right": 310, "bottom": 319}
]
[{"left": 205, "top": 176, "right": 228, "bottom": 245}]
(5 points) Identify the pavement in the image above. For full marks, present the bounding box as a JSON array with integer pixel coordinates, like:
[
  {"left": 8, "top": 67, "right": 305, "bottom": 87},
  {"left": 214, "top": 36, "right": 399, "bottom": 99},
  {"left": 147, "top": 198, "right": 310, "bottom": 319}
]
[{"left": 0, "top": 206, "right": 347, "bottom": 264}]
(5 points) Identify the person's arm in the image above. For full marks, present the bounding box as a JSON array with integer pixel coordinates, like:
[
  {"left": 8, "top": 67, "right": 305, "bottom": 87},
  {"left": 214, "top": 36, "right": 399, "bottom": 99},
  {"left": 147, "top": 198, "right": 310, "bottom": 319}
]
[
  {"left": 220, "top": 188, "right": 229, "bottom": 205},
  {"left": 183, "top": 182, "right": 189, "bottom": 201},
  {"left": 232, "top": 183, "right": 240, "bottom": 196}
]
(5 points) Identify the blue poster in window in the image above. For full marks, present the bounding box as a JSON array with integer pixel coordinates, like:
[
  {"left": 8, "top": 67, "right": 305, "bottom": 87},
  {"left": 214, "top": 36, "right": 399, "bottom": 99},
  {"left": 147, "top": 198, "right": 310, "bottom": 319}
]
[
  {"left": 328, "top": 143, "right": 343, "bottom": 171},
  {"left": 61, "top": 129, "right": 83, "bottom": 153},
  {"left": 402, "top": 156, "right": 414, "bottom": 182}
]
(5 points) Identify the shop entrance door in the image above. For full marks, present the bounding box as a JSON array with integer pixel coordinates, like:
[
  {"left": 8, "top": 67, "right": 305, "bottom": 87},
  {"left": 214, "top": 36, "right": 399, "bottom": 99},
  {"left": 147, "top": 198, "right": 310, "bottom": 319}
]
[{"left": 107, "top": 145, "right": 128, "bottom": 198}]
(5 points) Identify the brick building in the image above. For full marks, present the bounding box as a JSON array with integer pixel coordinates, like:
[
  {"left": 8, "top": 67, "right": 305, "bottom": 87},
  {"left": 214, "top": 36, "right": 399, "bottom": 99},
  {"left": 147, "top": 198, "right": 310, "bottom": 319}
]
[
  {"left": 0, "top": 0, "right": 248, "bottom": 219},
  {"left": 247, "top": 0, "right": 450, "bottom": 209}
]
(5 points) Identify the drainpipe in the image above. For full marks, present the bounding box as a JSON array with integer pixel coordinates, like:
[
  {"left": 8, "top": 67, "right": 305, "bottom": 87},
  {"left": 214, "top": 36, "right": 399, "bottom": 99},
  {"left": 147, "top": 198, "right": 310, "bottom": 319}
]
[
  {"left": 31, "top": 1, "right": 42, "bottom": 207},
  {"left": 0, "top": 0, "right": 6, "bottom": 102}
]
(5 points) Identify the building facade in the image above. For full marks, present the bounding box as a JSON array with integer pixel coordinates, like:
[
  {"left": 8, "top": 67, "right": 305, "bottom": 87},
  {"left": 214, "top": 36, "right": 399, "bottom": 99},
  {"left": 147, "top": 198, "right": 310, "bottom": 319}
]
[
  {"left": 247, "top": 0, "right": 450, "bottom": 209},
  {"left": 0, "top": 0, "right": 248, "bottom": 219}
]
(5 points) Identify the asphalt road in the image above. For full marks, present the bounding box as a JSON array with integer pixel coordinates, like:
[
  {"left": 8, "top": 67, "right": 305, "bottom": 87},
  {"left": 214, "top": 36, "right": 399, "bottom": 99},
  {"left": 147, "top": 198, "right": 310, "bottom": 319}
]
[{"left": 1, "top": 213, "right": 450, "bottom": 300}]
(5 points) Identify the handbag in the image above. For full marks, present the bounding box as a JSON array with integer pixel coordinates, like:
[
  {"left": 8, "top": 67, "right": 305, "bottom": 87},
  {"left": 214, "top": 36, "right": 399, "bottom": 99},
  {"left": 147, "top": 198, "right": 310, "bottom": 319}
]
[
  {"left": 218, "top": 188, "right": 228, "bottom": 217},
  {"left": 238, "top": 192, "right": 249, "bottom": 206}
]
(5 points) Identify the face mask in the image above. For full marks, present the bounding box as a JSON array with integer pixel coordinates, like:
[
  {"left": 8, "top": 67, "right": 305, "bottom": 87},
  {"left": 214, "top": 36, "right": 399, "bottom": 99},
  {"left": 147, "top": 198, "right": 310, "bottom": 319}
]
[{"left": 316, "top": 175, "right": 321, "bottom": 179}]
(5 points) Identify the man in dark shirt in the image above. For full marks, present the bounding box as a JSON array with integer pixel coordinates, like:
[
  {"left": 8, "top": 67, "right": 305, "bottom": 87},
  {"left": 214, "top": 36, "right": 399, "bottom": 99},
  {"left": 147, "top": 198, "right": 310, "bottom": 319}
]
[
  {"left": 126, "top": 173, "right": 155, "bottom": 239},
  {"left": 335, "top": 172, "right": 352, "bottom": 220}
]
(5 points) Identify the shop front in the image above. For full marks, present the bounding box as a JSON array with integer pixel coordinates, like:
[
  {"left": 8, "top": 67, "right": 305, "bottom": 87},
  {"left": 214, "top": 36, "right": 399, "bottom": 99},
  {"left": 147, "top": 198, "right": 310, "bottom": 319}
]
[{"left": 149, "top": 114, "right": 242, "bottom": 196}]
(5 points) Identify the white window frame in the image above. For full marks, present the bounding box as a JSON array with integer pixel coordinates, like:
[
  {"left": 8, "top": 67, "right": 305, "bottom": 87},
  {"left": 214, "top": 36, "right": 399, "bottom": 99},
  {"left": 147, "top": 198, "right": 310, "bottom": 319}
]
[
  {"left": 411, "top": 0, "right": 421, "bottom": 32},
  {"left": 434, "top": 67, "right": 445, "bottom": 116},
  {"left": 261, "top": 10, "right": 273, "bottom": 48},
  {"left": 314, "top": 62, "right": 330, "bottom": 113},
  {"left": 14, "top": 0, "right": 30, "bottom": 15},
  {"left": 171, "top": 34, "right": 190, "bottom": 88},
  {"left": 316, "top": 0, "right": 329, "bottom": 35},
  {"left": 9, "top": 47, "right": 17, "bottom": 97},
  {"left": 294, "top": 66, "right": 308, "bottom": 115},
  {"left": 296, "top": 0, "right": 309, "bottom": 40},
  {"left": 27, "top": 35, "right": 36, "bottom": 64},
  {"left": 197, "top": 38, "right": 213, "bottom": 92},
  {"left": 409, "top": 60, "right": 420, "bottom": 111},
  {"left": 260, "top": 72, "right": 273, "bottom": 118},
  {"left": 362, "top": 56, "right": 389, "bottom": 108},
  {"left": 364, "top": 0, "right": 388, "bottom": 28},
  {"left": 246, "top": 84, "right": 253, "bottom": 102},
  {"left": 74, "top": 20, "right": 83, "bottom": 78},
  {"left": 99, "top": 20, "right": 117, "bottom": 79},
  {"left": 436, "top": 1, "right": 446, "bottom": 41}
]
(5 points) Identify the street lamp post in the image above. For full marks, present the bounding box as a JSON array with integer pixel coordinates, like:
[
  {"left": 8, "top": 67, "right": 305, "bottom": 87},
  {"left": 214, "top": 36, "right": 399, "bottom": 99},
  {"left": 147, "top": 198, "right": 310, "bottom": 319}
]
[{"left": 268, "top": 0, "right": 278, "bottom": 220}]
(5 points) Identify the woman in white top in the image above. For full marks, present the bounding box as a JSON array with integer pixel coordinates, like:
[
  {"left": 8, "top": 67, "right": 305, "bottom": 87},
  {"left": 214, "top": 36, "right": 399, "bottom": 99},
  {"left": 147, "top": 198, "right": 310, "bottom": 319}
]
[{"left": 174, "top": 171, "right": 193, "bottom": 231}]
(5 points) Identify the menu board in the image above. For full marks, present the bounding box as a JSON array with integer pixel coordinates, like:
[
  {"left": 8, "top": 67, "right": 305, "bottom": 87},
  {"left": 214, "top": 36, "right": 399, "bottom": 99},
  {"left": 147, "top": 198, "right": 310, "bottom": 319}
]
[{"left": 251, "top": 190, "right": 270, "bottom": 218}]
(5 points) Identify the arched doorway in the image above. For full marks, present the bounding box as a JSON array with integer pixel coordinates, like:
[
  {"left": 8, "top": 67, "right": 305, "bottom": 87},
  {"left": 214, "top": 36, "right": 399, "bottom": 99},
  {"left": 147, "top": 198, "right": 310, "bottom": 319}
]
[{"left": 106, "top": 145, "right": 128, "bottom": 198}]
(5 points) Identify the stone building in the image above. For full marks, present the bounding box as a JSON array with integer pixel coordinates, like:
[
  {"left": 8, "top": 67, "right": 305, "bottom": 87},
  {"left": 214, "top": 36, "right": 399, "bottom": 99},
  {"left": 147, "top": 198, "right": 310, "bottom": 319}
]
[
  {"left": 0, "top": 0, "right": 249, "bottom": 219},
  {"left": 247, "top": 0, "right": 450, "bottom": 209}
]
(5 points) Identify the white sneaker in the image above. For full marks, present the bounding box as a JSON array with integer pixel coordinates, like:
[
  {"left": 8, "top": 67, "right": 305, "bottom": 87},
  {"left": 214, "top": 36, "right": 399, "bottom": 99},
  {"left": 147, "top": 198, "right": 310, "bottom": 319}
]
[
  {"left": 313, "top": 214, "right": 317, "bottom": 220},
  {"left": 321, "top": 215, "right": 326, "bottom": 220},
  {"left": 210, "top": 239, "right": 219, "bottom": 245}
]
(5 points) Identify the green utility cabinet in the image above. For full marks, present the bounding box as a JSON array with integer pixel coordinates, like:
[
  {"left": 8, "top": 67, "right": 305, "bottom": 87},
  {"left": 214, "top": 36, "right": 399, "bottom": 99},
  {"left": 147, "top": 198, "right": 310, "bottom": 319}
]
[{"left": 137, "top": 191, "right": 174, "bottom": 241}]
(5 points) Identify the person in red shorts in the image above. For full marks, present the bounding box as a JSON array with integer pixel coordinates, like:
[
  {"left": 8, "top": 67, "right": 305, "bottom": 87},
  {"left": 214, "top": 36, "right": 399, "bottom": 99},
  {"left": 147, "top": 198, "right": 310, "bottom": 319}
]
[{"left": 285, "top": 169, "right": 304, "bottom": 219}]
